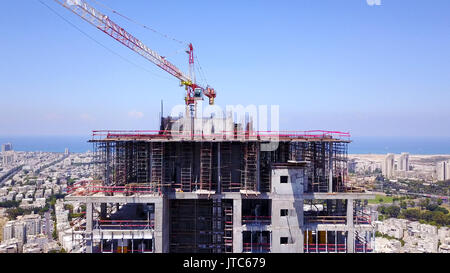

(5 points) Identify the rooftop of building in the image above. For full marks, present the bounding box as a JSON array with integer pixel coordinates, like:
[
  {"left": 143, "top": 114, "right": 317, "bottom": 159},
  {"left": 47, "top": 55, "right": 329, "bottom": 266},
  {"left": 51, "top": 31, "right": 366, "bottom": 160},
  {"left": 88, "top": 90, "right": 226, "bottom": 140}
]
[{"left": 89, "top": 129, "right": 351, "bottom": 143}]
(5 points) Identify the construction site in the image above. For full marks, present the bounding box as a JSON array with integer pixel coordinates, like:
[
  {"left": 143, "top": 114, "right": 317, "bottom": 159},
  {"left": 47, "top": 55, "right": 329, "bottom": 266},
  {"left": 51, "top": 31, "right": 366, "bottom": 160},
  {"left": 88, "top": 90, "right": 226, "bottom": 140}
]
[
  {"left": 53, "top": 0, "right": 376, "bottom": 253},
  {"left": 65, "top": 116, "right": 376, "bottom": 253}
]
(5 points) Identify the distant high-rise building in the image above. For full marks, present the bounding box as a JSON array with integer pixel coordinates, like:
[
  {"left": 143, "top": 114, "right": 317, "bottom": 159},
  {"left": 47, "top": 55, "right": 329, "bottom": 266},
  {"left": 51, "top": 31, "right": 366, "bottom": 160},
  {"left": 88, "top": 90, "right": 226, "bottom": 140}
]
[
  {"left": 21, "top": 214, "right": 42, "bottom": 237},
  {"left": 382, "top": 153, "right": 395, "bottom": 179},
  {"left": 398, "top": 152, "right": 410, "bottom": 171},
  {"left": 1, "top": 143, "right": 12, "bottom": 153},
  {"left": 447, "top": 161, "right": 450, "bottom": 181},
  {"left": 2, "top": 221, "right": 15, "bottom": 242},
  {"left": 44, "top": 212, "right": 51, "bottom": 240},
  {"left": 2, "top": 151, "right": 15, "bottom": 166},
  {"left": 64, "top": 148, "right": 69, "bottom": 155},
  {"left": 13, "top": 223, "right": 26, "bottom": 246},
  {"left": 436, "top": 160, "right": 450, "bottom": 181}
]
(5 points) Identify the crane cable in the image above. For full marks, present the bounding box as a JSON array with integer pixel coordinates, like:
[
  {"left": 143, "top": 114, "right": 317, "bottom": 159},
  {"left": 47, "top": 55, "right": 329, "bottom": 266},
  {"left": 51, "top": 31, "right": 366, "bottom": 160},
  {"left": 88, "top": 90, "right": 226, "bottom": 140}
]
[
  {"left": 37, "top": 0, "right": 174, "bottom": 81},
  {"left": 89, "top": 0, "right": 188, "bottom": 46},
  {"left": 195, "top": 55, "right": 209, "bottom": 86},
  {"left": 89, "top": 0, "right": 210, "bottom": 85}
]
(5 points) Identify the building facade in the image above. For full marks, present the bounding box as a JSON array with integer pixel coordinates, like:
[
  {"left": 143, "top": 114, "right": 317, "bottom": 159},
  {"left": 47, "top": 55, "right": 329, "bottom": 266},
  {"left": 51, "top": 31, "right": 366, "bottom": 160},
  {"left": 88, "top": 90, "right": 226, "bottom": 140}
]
[
  {"left": 382, "top": 153, "right": 395, "bottom": 179},
  {"left": 66, "top": 118, "right": 375, "bottom": 253},
  {"left": 398, "top": 152, "right": 409, "bottom": 172},
  {"left": 436, "top": 160, "right": 450, "bottom": 181}
]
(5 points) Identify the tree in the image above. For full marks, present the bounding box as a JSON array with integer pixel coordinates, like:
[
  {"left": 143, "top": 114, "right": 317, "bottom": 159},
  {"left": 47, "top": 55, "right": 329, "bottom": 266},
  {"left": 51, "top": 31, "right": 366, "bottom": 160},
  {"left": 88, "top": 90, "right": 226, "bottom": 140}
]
[
  {"left": 426, "top": 203, "right": 439, "bottom": 212},
  {"left": 377, "top": 205, "right": 386, "bottom": 214},
  {"left": 421, "top": 211, "right": 434, "bottom": 222},
  {"left": 435, "top": 206, "right": 449, "bottom": 215},
  {"left": 432, "top": 212, "right": 446, "bottom": 226},
  {"left": 386, "top": 206, "right": 401, "bottom": 218},
  {"left": 419, "top": 199, "right": 428, "bottom": 209},
  {"left": 0, "top": 200, "right": 20, "bottom": 208},
  {"left": 402, "top": 208, "right": 421, "bottom": 221},
  {"left": 409, "top": 201, "right": 415, "bottom": 207},
  {"left": 437, "top": 198, "right": 443, "bottom": 205},
  {"left": 400, "top": 201, "right": 407, "bottom": 209}
]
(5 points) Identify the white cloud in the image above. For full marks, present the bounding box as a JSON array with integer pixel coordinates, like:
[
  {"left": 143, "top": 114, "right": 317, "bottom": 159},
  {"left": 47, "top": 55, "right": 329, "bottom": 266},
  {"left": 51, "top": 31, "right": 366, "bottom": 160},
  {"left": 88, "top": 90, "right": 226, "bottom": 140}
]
[{"left": 128, "top": 110, "right": 144, "bottom": 119}]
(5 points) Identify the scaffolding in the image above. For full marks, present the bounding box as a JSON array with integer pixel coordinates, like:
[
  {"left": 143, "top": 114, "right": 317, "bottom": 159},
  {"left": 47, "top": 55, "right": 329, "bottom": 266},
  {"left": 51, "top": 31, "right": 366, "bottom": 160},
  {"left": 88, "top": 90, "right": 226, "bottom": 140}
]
[
  {"left": 90, "top": 127, "right": 353, "bottom": 194},
  {"left": 200, "top": 142, "right": 212, "bottom": 191},
  {"left": 241, "top": 142, "right": 258, "bottom": 192},
  {"left": 74, "top": 128, "right": 369, "bottom": 253},
  {"left": 169, "top": 199, "right": 232, "bottom": 253}
]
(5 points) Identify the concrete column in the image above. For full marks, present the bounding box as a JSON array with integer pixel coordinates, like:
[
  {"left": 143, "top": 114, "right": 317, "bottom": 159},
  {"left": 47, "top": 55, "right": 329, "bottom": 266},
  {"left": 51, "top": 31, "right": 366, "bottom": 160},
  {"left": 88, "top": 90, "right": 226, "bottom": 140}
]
[
  {"left": 335, "top": 231, "right": 337, "bottom": 253},
  {"left": 218, "top": 143, "right": 221, "bottom": 193},
  {"left": 297, "top": 199, "right": 304, "bottom": 253},
  {"left": 328, "top": 142, "right": 333, "bottom": 193},
  {"left": 306, "top": 228, "right": 309, "bottom": 253},
  {"left": 233, "top": 198, "right": 242, "bottom": 253},
  {"left": 315, "top": 229, "right": 318, "bottom": 252},
  {"left": 153, "top": 197, "right": 169, "bottom": 253},
  {"left": 256, "top": 144, "right": 260, "bottom": 192},
  {"left": 346, "top": 199, "right": 354, "bottom": 253},
  {"left": 86, "top": 202, "right": 93, "bottom": 253}
]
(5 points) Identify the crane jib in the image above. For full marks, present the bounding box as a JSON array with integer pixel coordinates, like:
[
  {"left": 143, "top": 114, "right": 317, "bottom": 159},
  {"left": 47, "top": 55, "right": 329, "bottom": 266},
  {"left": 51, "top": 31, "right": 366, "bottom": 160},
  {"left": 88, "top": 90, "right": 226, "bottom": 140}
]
[
  {"left": 59, "top": 0, "right": 191, "bottom": 83},
  {"left": 54, "top": 0, "right": 215, "bottom": 104}
]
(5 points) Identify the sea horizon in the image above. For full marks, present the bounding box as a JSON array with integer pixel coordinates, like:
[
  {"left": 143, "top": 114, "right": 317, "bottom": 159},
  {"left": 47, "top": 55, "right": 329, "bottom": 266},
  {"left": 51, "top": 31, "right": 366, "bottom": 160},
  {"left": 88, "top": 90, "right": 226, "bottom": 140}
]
[{"left": 1, "top": 135, "right": 450, "bottom": 155}]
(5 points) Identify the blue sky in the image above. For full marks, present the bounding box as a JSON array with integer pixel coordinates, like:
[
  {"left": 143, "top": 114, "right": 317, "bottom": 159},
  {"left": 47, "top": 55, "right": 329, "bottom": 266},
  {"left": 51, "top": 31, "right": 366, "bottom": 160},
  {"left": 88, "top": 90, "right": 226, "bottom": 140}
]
[{"left": 0, "top": 0, "right": 449, "bottom": 137}]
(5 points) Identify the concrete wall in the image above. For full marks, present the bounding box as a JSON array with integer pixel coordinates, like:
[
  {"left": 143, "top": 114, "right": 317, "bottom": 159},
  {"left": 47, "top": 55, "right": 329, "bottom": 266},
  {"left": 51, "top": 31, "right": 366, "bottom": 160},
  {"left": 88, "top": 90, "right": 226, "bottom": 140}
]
[
  {"left": 233, "top": 198, "right": 243, "bottom": 253},
  {"left": 271, "top": 168, "right": 305, "bottom": 195},
  {"left": 271, "top": 198, "right": 303, "bottom": 253}
]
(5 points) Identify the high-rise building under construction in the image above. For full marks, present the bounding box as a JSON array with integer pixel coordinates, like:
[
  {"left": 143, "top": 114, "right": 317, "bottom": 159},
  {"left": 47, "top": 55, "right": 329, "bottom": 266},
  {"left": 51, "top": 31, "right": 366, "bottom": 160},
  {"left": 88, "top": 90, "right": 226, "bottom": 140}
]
[
  {"left": 66, "top": 116, "right": 375, "bottom": 253},
  {"left": 50, "top": 0, "right": 376, "bottom": 253}
]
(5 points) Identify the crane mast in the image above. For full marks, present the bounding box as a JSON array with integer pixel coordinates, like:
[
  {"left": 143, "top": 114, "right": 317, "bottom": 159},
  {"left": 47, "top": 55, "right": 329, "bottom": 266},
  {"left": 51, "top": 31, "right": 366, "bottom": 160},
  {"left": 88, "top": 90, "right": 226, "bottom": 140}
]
[{"left": 53, "top": 0, "right": 216, "bottom": 116}]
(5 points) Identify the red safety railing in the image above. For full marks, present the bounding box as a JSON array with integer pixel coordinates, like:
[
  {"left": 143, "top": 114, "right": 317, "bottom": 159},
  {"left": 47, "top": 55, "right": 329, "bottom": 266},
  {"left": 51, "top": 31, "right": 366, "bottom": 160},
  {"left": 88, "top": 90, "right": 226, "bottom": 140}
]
[
  {"left": 243, "top": 243, "right": 271, "bottom": 252},
  {"left": 355, "top": 243, "right": 373, "bottom": 252},
  {"left": 92, "top": 129, "right": 350, "bottom": 141},
  {"left": 98, "top": 249, "right": 153, "bottom": 254},
  {"left": 67, "top": 180, "right": 161, "bottom": 196},
  {"left": 304, "top": 215, "right": 347, "bottom": 224},
  {"left": 304, "top": 215, "right": 372, "bottom": 225},
  {"left": 304, "top": 243, "right": 347, "bottom": 253},
  {"left": 304, "top": 243, "right": 372, "bottom": 253},
  {"left": 354, "top": 215, "right": 372, "bottom": 225}
]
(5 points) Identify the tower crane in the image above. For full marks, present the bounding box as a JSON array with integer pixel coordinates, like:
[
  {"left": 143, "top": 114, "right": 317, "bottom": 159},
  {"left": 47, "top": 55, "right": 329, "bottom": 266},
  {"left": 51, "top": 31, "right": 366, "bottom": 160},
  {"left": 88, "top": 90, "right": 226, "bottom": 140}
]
[{"left": 53, "top": 0, "right": 216, "bottom": 117}]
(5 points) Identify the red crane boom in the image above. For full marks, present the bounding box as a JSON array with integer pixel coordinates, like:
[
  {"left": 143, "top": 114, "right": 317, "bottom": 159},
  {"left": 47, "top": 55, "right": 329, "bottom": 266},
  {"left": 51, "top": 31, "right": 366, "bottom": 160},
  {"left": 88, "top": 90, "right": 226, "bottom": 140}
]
[{"left": 53, "top": 0, "right": 216, "bottom": 110}]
